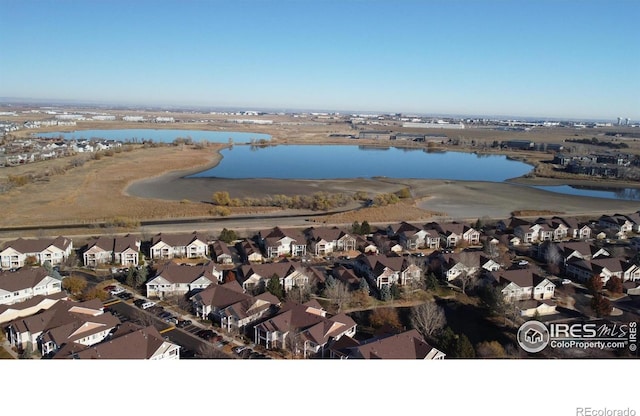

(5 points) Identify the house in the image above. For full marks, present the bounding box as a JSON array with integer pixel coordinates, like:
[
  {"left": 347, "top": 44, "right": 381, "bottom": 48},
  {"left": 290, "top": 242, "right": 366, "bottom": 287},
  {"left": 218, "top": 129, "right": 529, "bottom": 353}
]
[
  {"left": 258, "top": 227, "right": 307, "bottom": 258},
  {"left": 218, "top": 291, "right": 280, "bottom": 333},
  {"left": 550, "top": 216, "right": 592, "bottom": 240},
  {"left": 52, "top": 322, "right": 180, "bottom": 360},
  {"left": 517, "top": 299, "right": 557, "bottom": 317},
  {"left": 0, "top": 292, "right": 68, "bottom": 325},
  {"left": 191, "top": 280, "right": 249, "bottom": 320},
  {"left": 426, "top": 222, "right": 480, "bottom": 248},
  {"left": 434, "top": 251, "right": 480, "bottom": 282},
  {"left": 332, "top": 265, "right": 362, "bottom": 290},
  {"left": 565, "top": 257, "right": 638, "bottom": 283},
  {"left": 598, "top": 215, "right": 634, "bottom": 238},
  {"left": 355, "top": 235, "right": 379, "bottom": 255},
  {"left": 237, "top": 239, "right": 264, "bottom": 263},
  {"left": 355, "top": 254, "right": 422, "bottom": 289},
  {"left": 0, "top": 236, "right": 73, "bottom": 270},
  {"left": 239, "top": 261, "right": 313, "bottom": 292},
  {"left": 212, "top": 240, "right": 233, "bottom": 265},
  {"left": 490, "top": 269, "right": 555, "bottom": 301},
  {"left": 253, "top": 300, "right": 356, "bottom": 358},
  {"left": 146, "top": 261, "right": 221, "bottom": 299},
  {"left": 306, "top": 227, "right": 356, "bottom": 256},
  {"left": 149, "top": 232, "right": 209, "bottom": 259},
  {"left": 388, "top": 222, "right": 439, "bottom": 250},
  {"left": 5, "top": 298, "right": 119, "bottom": 356},
  {"left": 0, "top": 267, "right": 62, "bottom": 306},
  {"left": 340, "top": 329, "right": 445, "bottom": 359},
  {"left": 83, "top": 234, "right": 141, "bottom": 267}
]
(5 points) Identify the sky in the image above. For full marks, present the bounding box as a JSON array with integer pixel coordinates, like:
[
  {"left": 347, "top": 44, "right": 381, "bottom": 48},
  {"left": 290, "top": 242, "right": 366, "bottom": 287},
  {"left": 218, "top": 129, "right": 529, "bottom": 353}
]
[{"left": 1, "top": 0, "right": 639, "bottom": 120}]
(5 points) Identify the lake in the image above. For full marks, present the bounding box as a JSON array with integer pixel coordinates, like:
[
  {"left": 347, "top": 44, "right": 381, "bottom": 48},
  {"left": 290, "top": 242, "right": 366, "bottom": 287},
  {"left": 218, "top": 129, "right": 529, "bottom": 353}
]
[
  {"left": 188, "top": 145, "right": 533, "bottom": 182},
  {"left": 34, "top": 129, "right": 271, "bottom": 144},
  {"left": 532, "top": 185, "right": 640, "bottom": 201}
]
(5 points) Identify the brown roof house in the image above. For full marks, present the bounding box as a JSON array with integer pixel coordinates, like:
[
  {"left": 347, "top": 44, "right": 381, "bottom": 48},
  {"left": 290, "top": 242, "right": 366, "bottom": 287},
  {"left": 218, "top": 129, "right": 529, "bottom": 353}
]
[
  {"left": 490, "top": 269, "right": 556, "bottom": 302},
  {"left": 355, "top": 254, "right": 422, "bottom": 289},
  {"left": 83, "top": 234, "right": 141, "bottom": 267},
  {"left": 0, "top": 236, "right": 73, "bottom": 270},
  {"left": 52, "top": 322, "right": 181, "bottom": 360},
  {"left": 0, "top": 292, "right": 67, "bottom": 325},
  {"left": 146, "top": 261, "right": 221, "bottom": 299},
  {"left": 339, "top": 329, "right": 445, "bottom": 359},
  {"left": 306, "top": 226, "right": 356, "bottom": 256},
  {"left": 254, "top": 300, "right": 356, "bottom": 358},
  {"left": 258, "top": 227, "right": 307, "bottom": 258},
  {"left": 6, "top": 298, "right": 119, "bottom": 357},
  {"left": 150, "top": 231, "right": 209, "bottom": 260},
  {"left": 212, "top": 240, "right": 233, "bottom": 265},
  {"left": 0, "top": 267, "right": 63, "bottom": 306},
  {"left": 239, "top": 261, "right": 314, "bottom": 292}
]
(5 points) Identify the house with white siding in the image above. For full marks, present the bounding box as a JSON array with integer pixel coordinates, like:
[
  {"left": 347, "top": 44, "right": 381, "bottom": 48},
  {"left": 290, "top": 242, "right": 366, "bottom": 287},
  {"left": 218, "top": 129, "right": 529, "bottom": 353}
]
[
  {"left": 0, "top": 236, "right": 73, "bottom": 270},
  {"left": 0, "top": 267, "right": 62, "bottom": 306},
  {"left": 150, "top": 232, "right": 209, "bottom": 260},
  {"left": 146, "top": 261, "right": 221, "bottom": 299}
]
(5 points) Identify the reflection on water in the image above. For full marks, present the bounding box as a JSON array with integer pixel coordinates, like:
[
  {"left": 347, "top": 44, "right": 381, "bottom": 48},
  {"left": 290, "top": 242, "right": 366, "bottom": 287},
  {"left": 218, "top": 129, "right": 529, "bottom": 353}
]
[{"left": 534, "top": 185, "right": 640, "bottom": 201}]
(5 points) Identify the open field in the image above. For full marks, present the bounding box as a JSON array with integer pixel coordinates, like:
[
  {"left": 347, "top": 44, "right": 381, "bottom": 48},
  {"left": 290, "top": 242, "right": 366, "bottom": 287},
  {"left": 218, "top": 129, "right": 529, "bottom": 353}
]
[{"left": 2, "top": 111, "right": 640, "bottom": 235}]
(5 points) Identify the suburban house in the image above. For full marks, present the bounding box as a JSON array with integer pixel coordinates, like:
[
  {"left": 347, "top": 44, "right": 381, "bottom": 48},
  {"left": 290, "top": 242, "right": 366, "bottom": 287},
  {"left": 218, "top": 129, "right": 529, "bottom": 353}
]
[
  {"left": 0, "top": 292, "right": 67, "bottom": 325},
  {"left": 0, "top": 267, "right": 62, "bottom": 306},
  {"left": 5, "top": 298, "right": 119, "bottom": 356},
  {"left": 337, "top": 329, "right": 446, "bottom": 359},
  {"left": 149, "top": 232, "right": 209, "bottom": 260},
  {"left": 146, "top": 261, "right": 221, "bottom": 299},
  {"left": 388, "top": 222, "right": 440, "bottom": 250},
  {"left": 0, "top": 236, "right": 73, "bottom": 270},
  {"left": 253, "top": 300, "right": 357, "bottom": 358},
  {"left": 514, "top": 223, "right": 554, "bottom": 244},
  {"left": 516, "top": 299, "right": 557, "bottom": 317},
  {"left": 239, "top": 261, "right": 313, "bottom": 292},
  {"left": 355, "top": 254, "right": 423, "bottom": 289},
  {"left": 550, "top": 216, "right": 592, "bottom": 240},
  {"left": 355, "top": 235, "right": 380, "bottom": 255},
  {"left": 489, "top": 269, "right": 556, "bottom": 302},
  {"left": 189, "top": 280, "right": 282, "bottom": 332},
  {"left": 565, "top": 257, "right": 640, "bottom": 284},
  {"left": 426, "top": 222, "right": 480, "bottom": 248},
  {"left": 52, "top": 322, "right": 180, "bottom": 360},
  {"left": 258, "top": 227, "right": 307, "bottom": 258},
  {"left": 598, "top": 214, "right": 635, "bottom": 238},
  {"left": 83, "top": 234, "right": 141, "bottom": 267},
  {"left": 332, "top": 265, "right": 362, "bottom": 290},
  {"left": 306, "top": 226, "right": 356, "bottom": 256},
  {"left": 236, "top": 239, "right": 264, "bottom": 263},
  {"left": 212, "top": 240, "right": 233, "bottom": 265}
]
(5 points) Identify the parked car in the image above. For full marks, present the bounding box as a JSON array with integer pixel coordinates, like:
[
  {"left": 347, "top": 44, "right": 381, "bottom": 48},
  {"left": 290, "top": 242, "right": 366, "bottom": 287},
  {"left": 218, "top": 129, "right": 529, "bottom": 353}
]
[
  {"left": 140, "top": 301, "right": 156, "bottom": 310},
  {"left": 233, "top": 346, "right": 247, "bottom": 354},
  {"left": 177, "top": 320, "right": 192, "bottom": 328},
  {"left": 562, "top": 279, "right": 572, "bottom": 285},
  {"left": 196, "top": 329, "right": 215, "bottom": 340},
  {"left": 110, "top": 287, "right": 125, "bottom": 296}
]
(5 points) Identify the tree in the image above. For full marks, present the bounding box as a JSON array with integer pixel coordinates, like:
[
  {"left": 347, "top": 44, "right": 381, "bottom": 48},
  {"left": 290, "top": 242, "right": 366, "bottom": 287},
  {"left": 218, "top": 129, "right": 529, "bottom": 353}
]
[
  {"left": 81, "top": 287, "right": 109, "bottom": 302},
  {"left": 219, "top": 228, "right": 237, "bottom": 244},
  {"left": 360, "top": 221, "right": 371, "bottom": 235},
  {"left": 454, "top": 334, "right": 476, "bottom": 358},
  {"left": 369, "top": 307, "right": 402, "bottom": 330},
  {"left": 62, "top": 275, "right": 87, "bottom": 296},
  {"left": 605, "top": 276, "right": 623, "bottom": 294},
  {"left": 135, "top": 266, "right": 148, "bottom": 288},
  {"left": 126, "top": 267, "right": 135, "bottom": 287},
  {"left": 544, "top": 242, "right": 563, "bottom": 276},
  {"left": 425, "top": 272, "right": 438, "bottom": 291},
  {"left": 476, "top": 341, "right": 506, "bottom": 358},
  {"left": 410, "top": 302, "right": 446, "bottom": 340},
  {"left": 351, "top": 221, "right": 361, "bottom": 235},
  {"left": 591, "top": 294, "right": 612, "bottom": 317},
  {"left": 358, "top": 278, "right": 370, "bottom": 294},
  {"left": 380, "top": 285, "right": 391, "bottom": 301},
  {"left": 266, "top": 275, "right": 284, "bottom": 300},
  {"left": 286, "top": 284, "right": 312, "bottom": 304},
  {"left": 456, "top": 251, "right": 479, "bottom": 295},
  {"left": 25, "top": 255, "right": 38, "bottom": 266},
  {"left": 212, "top": 191, "right": 231, "bottom": 206},
  {"left": 586, "top": 275, "right": 603, "bottom": 295},
  {"left": 323, "top": 280, "right": 351, "bottom": 313}
]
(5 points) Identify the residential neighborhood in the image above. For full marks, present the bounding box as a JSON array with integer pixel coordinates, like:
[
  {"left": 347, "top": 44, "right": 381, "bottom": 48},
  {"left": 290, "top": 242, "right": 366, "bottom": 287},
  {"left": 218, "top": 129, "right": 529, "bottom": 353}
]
[{"left": 1, "top": 210, "right": 640, "bottom": 360}]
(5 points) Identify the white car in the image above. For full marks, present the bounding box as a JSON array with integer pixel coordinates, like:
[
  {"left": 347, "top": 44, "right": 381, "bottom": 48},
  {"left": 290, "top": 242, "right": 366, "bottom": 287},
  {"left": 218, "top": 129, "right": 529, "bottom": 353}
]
[
  {"left": 561, "top": 279, "right": 572, "bottom": 285},
  {"left": 110, "top": 287, "right": 125, "bottom": 296}
]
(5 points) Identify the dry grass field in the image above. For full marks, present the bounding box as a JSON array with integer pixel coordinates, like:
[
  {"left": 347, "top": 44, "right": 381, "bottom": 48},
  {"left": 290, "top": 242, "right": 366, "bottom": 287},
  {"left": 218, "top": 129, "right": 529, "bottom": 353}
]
[{"left": 2, "top": 109, "right": 639, "bottom": 234}]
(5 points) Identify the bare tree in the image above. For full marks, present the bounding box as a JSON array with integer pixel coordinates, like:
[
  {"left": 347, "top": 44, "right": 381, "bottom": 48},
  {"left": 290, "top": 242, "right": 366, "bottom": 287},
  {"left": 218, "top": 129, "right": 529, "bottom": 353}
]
[
  {"left": 456, "top": 251, "right": 479, "bottom": 295},
  {"left": 410, "top": 301, "right": 446, "bottom": 340},
  {"left": 323, "top": 281, "right": 352, "bottom": 313},
  {"left": 544, "top": 242, "right": 562, "bottom": 276}
]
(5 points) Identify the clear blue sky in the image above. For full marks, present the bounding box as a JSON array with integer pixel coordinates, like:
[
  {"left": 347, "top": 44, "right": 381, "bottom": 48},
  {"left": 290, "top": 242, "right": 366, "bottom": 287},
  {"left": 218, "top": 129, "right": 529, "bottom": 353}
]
[{"left": 1, "top": 0, "right": 638, "bottom": 120}]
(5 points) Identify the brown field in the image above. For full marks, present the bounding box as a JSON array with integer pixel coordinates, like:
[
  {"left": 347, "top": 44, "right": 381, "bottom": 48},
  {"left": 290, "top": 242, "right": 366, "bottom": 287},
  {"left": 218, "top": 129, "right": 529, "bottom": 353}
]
[{"left": 2, "top": 110, "right": 640, "bottom": 236}]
